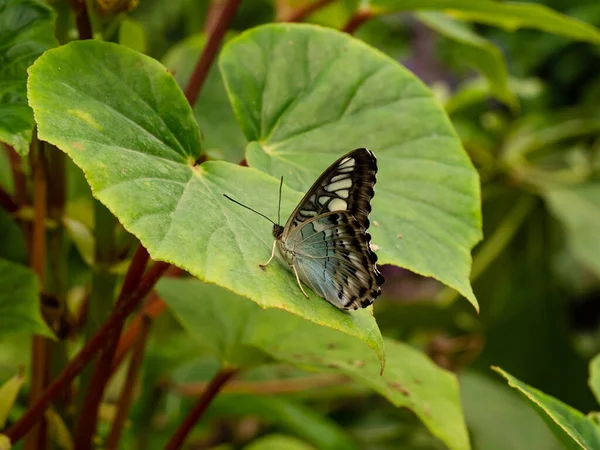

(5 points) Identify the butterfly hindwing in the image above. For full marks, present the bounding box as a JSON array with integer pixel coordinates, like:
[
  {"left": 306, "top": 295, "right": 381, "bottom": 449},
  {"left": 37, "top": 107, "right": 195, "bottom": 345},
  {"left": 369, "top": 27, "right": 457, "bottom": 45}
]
[
  {"left": 286, "top": 148, "right": 378, "bottom": 232},
  {"left": 284, "top": 211, "right": 384, "bottom": 310}
]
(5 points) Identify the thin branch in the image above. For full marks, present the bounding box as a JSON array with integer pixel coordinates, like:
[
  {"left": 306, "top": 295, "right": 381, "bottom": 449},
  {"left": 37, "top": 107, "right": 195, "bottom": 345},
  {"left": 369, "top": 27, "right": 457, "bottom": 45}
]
[
  {"left": 4, "top": 261, "right": 170, "bottom": 444},
  {"left": 277, "top": 0, "right": 333, "bottom": 22},
  {"left": 342, "top": 9, "right": 373, "bottom": 34},
  {"left": 165, "top": 369, "right": 239, "bottom": 450},
  {"left": 184, "top": 0, "right": 243, "bottom": 106},
  {"left": 175, "top": 373, "right": 348, "bottom": 396},
  {"left": 5, "top": 144, "right": 27, "bottom": 206},
  {"left": 112, "top": 292, "right": 166, "bottom": 372},
  {"left": 105, "top": 315, "right": 152, "bottom": 449},
  {"left": 25, "top": 140, "right": 49, "bottom": 450},
  {"left": 74, "top": 245, "right": 150, "bottom": 448},
  {"left": 68, "top": 0, "right": 93, "bottom": 40}
]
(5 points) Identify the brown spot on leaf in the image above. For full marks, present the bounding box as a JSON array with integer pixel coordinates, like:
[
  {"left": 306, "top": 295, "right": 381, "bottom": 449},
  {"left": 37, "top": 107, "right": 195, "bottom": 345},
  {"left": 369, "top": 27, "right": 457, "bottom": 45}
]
[{"left": 72, "top": 142, "right": 84, "bottom": 150}]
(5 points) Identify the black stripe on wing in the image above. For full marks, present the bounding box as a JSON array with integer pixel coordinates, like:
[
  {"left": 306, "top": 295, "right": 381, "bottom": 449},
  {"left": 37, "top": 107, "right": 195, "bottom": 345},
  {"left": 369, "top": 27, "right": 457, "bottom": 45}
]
[{"left": 287, "top": 148, "right": 378, "bottom": 232}]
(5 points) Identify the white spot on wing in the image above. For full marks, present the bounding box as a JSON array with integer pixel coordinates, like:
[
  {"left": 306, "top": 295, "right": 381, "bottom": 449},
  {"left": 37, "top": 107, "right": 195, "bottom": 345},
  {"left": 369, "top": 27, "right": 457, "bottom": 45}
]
[
  {"left": 301, "top": 209, "right": 317, "bottom": 217},
  {"left": 339, "top": 157, "right": 355, "bottom": 168},
  {"left": 328, "top": 198, "right": 347, "bottom": 211},
  {"left": 325, "top": 178, "right": 352, "bottom": 192}
]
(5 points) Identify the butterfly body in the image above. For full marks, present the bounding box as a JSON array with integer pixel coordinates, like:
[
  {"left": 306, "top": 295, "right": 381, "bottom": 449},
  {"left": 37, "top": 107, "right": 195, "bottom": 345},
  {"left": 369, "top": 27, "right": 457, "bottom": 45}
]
[{"left": 267, "top": 148, "right": 384, "bottom": 310}]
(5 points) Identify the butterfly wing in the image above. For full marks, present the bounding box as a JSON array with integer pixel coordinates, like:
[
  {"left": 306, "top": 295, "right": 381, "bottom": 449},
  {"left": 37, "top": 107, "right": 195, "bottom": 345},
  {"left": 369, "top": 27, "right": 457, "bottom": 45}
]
[
  {"left": 285, "top": 211, "right": 384, "bottom": 310},
  {"left": 285, "top": 148, "right": 378, "bottom": 232}
]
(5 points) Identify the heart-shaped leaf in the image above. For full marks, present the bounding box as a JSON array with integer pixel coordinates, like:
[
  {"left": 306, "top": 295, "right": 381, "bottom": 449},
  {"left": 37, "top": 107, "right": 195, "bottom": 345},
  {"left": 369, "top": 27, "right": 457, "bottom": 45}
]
[
  {"left": 219, "top": 24, "right": 481, "bottom": 310},
  {"left": 27, "top": 40, "right": 385, "bottom": 368}
]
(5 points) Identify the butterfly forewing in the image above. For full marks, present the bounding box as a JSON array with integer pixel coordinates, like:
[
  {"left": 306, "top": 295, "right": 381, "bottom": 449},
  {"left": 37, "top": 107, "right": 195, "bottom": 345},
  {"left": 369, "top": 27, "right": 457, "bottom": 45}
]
[{"left": 286, "top": 148, "right": 378, "bottom": 231}]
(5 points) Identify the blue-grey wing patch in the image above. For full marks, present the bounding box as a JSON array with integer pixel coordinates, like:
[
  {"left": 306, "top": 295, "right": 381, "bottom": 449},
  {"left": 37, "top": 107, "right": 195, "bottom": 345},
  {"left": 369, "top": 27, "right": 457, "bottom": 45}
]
[
  {"left": 286, "top": 211, "right": 384, "bottom": 310},
  {"left": 286, "top": 148, "right": 377, "bottom": 232}
]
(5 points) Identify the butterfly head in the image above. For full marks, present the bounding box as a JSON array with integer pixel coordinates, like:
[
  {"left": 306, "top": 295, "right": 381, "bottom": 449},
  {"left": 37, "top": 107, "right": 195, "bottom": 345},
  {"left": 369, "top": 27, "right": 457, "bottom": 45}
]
[{"left": 272, "top": 224, "right": 284, "bottom": 239}]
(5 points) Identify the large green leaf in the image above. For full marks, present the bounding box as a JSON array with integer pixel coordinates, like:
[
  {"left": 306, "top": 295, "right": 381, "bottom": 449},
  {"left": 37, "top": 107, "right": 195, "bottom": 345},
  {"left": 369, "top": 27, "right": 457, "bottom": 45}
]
[
  {"left": 158, "top": 278, "right": 469, "bottom": 450},
  {"left": 0, "top": 0, "right": 56, "bottom": 155},
  {"left": 543, "top": 183, "right": 600, "bottom": 276},
  {"left": 162, "top": 34, "right": 246, "bottom": 162},
  {"left": 494, "top": 367, "right": 600, "bottom": 450},
  {"left": 219, "top": 24, "right": 481, "bottom": 310},
  {"left": 369, "top": 0, "right": 600, "bottom": 44},
  {"left": 27, "top": 40, "right": 385, "bottom": 367},
  {"left": 0, "top": 258, "right": 53, "bottom": 338},
  {"left": 417, "top": 12, "right": 516, "bottom": 109}
]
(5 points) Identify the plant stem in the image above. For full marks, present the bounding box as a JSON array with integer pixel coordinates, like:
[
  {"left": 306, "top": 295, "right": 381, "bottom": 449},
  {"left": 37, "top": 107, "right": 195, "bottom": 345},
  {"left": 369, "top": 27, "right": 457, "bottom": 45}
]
[
  {"left": 184, "top": 0, "right": 243, "bottom": 106},
  {"left": 68, "top": 0, "right": 93, "bottom": 39},
  {"left": 342, "top": 8, "right": 373, "bottom": 34},
  {"left": 165, "top": 369, "right": 239, "bottom": 450},
  {"left": 76, "top": 201, "right": 117, "bottom": 410},
  {"left": 24, "top": 138, "right": 49, "bottom": 450},
  {"left": 176, "top": 373, "right": 348, "bottom": 396},
  {"left": 6, "top": 144, "right": 28, "bottom": 207},
  {"left": 112, "top": 292, "right": 166, "bottom": 372},
  {"left": 105, "top": 315, "right": 152, "bottom": 449},
  {"left": 277, "top": 0, "right": 334, "bottom": 22},
  {"left": 74, "top": 244, "right": 150, "bottom": 448},
  {"left": 4, "top": 260, "right": 169, "bottom": 444}
]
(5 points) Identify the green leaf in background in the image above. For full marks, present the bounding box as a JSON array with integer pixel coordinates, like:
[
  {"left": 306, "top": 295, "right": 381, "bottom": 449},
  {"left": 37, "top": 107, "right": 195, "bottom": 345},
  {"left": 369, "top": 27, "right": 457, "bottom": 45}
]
[
  {"left": 416, "top": 12, "right": 517, "bottom": 110},
  {"left": 0, "top": 0, "right": 56, "bottom": 155},
  {"left": 119, "top": 18, "right": 148, "bottom": 54},
  {"left": 243, "top": 434, "right": 315, "bottom": 450},
  {"left": 0, "top": 258, "right": 53, "bottom": 339},
  {"left": 494, "top": 367, "right": 600, "bottom": 450},
  {"left": 0, "top": 209, "right": 27, "bottom": 264},
  {"left": 589, "top": 354, "right": 600, "bottom": 406},
  {"left": 248, "top": 321, "right": 469, "bottom": 449},
  {"left": 219, "top": 24, "right": 481, "bottom": 310},
  {"left": 28, "top": 40, "right": 385, "bottom": 368},
  {"left": 158, "top": 278, "right": 468, "bottom": 450},
  {"left": 0, "top": 369, "right": 24, "bottom": 428},
  {"left": 460, "top": 371, "right": 562, "bottom": 450},
  {"left": 162, "top": 34, "right": 246, "bottom": 162},
  {"left": 208, "top": 395, "right": 355, "bottom": 450},
  {"left": 368, "top": 0, "right": 600, "bottom": 44},
  {"left": 155, "top": 279, "right": 268, "bottom": 367},
  {"left": 543, "top": 183, "right": 600, "bottom": 276}
]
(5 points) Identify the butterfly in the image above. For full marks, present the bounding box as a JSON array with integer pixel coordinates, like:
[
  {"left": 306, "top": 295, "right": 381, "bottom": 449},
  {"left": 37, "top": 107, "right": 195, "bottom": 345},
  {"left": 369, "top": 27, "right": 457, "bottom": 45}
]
[{"left": 224, "top": 148, "right": 384, "bottom": 310}]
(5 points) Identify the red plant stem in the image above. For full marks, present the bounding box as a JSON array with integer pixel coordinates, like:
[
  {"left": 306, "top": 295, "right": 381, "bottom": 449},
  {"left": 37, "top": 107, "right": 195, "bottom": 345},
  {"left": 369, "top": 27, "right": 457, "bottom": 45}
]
[
  {"left": 6, "top": 144, "right": 28, "bottom": 206},
  {"left": 0, "top": 186, "right": 17, "bottom": 212},
  {"left": 342, "top": 9, "right": 373, "bottom": 34},
  {"left": 105, "top": 315, "right": 152, "bottom": 449},
  {"left": 25, "top": 143, "right": 49, "bottom": 450},
  {"left": 165, "top": 369, "right": 239, "bottom": 450},
  {"left": 68, "top": 0, "right": 93, "bottom": 40},
  {"left": 74, "top": 245, "right": 150, "bottom": 448},
  {"left": 184, "top": 0, "right": 243, "bottom": 106},
  {"left": 112, "top": 293, "right": 166, "bottom": 372},
  {"left": 4, "top": 261, "right": 170, "bottom": 444},
  {"left": 278, "top": 0, "right": 333, "bottom": 22}
]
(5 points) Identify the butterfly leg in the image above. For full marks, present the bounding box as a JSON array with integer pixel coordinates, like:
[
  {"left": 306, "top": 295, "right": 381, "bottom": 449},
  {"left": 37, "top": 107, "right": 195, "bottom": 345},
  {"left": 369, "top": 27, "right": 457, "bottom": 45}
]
[
  {"left": 259, "top": 240, "right": 277, "bottom": 268},
  {"left": 291, "top": 264, "right": 309, "bottom": 298}
]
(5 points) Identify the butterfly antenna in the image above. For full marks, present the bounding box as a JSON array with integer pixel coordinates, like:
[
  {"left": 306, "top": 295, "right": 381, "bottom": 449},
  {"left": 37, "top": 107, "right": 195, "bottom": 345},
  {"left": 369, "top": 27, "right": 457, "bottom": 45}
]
[
  {"left": 277, "top": 176, "right": 283, "bottom": 226},
  {"left": 222, "top": 194, "right": 276, "bottom": 225}
]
